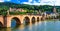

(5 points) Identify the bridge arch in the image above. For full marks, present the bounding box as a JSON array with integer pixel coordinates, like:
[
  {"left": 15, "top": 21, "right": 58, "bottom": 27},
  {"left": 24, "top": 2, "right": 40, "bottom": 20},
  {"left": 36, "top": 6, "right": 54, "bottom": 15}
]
[
  {"left": 37, "top": 17, "right": 39, "bottom": 21},
  {"left": 23, "top": 16, "right": 30, "bottom": 24},
  {"left": 31, "top": 17, "right": 35, "bottom": 23},
  {"left": 11, "top": 17, "right": 21, "bottom": 27},
  {"left": 0, "top": 22, "right": 3, "bottom": 27}
]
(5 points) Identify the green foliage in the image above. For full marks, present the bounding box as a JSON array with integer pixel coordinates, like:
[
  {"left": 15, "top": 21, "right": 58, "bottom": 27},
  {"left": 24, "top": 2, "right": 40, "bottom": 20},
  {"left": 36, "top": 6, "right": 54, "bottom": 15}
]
[
  {"left": 0, "top": 9, "right": 7, "bottom": 16},
  {"left": 0, "top": 2, "right": 60, "bottom": 15},
  {"left": 10, "top": 11, "right": 26, "bottom": 15}
]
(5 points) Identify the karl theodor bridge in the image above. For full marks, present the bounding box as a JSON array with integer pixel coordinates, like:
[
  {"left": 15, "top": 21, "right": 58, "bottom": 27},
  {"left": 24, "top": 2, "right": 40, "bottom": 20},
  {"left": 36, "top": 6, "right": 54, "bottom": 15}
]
[{"left": 0, "top": 14, "right": 42, "bottom": 27}]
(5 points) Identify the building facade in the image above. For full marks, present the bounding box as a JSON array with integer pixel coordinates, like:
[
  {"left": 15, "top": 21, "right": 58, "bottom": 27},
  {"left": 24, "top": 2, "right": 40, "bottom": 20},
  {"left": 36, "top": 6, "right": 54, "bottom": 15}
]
[{"left": 9, "top": 8, "right": 26, "bottom": 12}]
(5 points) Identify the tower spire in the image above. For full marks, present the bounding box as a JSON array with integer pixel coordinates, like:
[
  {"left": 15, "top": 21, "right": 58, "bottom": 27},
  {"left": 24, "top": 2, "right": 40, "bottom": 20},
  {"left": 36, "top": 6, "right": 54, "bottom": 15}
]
[{"left": 53, "top": 1, "right": 56, "bottom": 13}]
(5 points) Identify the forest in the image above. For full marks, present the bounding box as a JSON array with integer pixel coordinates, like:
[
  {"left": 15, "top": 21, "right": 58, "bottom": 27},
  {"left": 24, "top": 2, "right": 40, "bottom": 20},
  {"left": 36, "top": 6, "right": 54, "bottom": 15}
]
[{"left": 0, "top": 2, "right": 60, "bottom": 15}]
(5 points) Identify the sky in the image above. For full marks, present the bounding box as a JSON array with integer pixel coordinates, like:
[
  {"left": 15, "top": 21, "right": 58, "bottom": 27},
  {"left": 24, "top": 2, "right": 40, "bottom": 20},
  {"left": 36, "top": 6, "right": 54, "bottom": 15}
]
[{"left": 0, "top": 0, "right": 60, "bottom": 6}]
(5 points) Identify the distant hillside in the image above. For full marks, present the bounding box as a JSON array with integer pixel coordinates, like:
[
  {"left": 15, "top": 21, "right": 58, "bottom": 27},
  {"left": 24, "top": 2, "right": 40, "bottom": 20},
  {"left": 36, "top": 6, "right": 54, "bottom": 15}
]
[{"left": 0, "top": 2, "right": 60, "bottom": 12}]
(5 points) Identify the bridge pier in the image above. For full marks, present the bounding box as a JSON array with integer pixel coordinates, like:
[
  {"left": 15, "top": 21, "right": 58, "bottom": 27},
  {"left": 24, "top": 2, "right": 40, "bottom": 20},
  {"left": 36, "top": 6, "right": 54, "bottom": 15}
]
[
  {"left": 30, "top": 18, "right": 32, "bottom": 24},
  {"left": 3, "top": 16, "right": 11, "bottom": 27},
  {"left": 35, "top": 17, "right": 37, "bottom": 22}
]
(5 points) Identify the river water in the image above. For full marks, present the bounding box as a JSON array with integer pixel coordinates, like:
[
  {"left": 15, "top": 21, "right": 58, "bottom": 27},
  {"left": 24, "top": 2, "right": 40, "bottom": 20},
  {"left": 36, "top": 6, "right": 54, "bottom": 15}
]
[{"left": 0, "top": 19, "right": 60, "bottom": 31}]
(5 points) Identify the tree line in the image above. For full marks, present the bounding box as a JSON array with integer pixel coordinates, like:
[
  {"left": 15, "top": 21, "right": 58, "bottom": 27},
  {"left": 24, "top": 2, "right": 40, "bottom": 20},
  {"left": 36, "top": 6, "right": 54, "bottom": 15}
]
[{"left": 0, "top": 2, "right": 60, "bottom": 15}]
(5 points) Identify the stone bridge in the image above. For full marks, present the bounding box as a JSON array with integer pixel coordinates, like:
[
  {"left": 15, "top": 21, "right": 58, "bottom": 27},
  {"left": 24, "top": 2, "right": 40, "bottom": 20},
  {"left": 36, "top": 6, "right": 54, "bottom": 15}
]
[{"left": 0, "top": 15, "right": 42, "bottom": 27}]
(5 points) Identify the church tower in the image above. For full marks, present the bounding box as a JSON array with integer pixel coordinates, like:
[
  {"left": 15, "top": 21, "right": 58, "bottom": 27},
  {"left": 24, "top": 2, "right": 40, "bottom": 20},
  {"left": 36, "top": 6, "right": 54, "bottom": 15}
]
[
  {"left": 53, "top": 3, "right": 56, "bottom": 13},
  {"left": 53, "top": 7, "right": 56, "bottom": 13}
]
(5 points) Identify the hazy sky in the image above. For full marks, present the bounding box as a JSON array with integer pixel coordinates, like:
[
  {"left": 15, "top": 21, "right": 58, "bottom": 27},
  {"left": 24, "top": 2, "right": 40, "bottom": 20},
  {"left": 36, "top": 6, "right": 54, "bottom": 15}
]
[{"left": 0, "top": 0, "right": 60, "bottom": 6}]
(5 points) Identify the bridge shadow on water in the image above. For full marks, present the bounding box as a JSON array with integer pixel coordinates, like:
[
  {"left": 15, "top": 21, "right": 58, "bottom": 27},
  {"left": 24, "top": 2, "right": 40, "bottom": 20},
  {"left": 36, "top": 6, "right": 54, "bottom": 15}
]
[
  {"left": 0, "top": 16, "right": 41, "bottom": 31},
  {"left": 0, "top": 27, "right": 11, "bottom": 31},
  {"left": 0, "top": 20, "right": 41, "bottom": 31},
  {"left": 0, "top": 18, "right": 60, "bottom": 31}
]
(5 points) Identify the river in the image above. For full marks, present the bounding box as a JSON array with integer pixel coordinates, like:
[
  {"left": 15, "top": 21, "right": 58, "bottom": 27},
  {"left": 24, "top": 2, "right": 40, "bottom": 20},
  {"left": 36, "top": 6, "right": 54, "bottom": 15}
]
[{"left": 0, "top": 19, "right": 60, "bottom": 31}]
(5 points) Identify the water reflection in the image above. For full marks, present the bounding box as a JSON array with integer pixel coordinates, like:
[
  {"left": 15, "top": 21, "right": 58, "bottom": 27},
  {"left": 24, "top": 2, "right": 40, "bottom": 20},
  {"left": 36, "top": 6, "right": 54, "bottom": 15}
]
[
  {"left": 1, "top": 19, "right": 60, "bottom": 31},
  {"left": 34, "top": 22, "right": 38, "bottom": 31},
  {"left": 54, "top": 21, "right": 60, "bottom": 31},
  {"left": 18, "top": 24, "right": 25, "bottom": 31},
  {"left": 0, "top": 28, "right": 11, "bottom": 31},
  {"left": 44, "top": 21, "right": 47, "bottom": 31},
  {"left": 5, "top": 28, "right": 11, "bottom": 31},
  {"left": 29, "top": 22, "right": 32, "bottom": 31}
]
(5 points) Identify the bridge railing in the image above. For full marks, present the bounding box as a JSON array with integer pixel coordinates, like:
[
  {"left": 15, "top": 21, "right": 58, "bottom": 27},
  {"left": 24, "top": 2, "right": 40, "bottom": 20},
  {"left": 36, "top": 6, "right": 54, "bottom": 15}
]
[{"left": 26, "top": 13, "right": 41, "bottom": 16}]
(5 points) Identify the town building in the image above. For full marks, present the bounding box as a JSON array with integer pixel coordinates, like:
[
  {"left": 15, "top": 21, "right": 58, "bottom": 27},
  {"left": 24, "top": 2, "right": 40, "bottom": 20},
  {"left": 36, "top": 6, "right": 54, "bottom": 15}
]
[{"left": 9, "top": 7, "right": 26, "bottom": 12}]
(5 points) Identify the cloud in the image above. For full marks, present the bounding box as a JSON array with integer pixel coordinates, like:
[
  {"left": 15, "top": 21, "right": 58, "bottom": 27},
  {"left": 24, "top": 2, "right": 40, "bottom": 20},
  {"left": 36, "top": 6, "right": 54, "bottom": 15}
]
[
  {"left": 22, "top": 0, "right": 54, "bottom": 5},
  {"left": 29, "top": 0, "right": 32, "bottom": 2},
  {"left": 0, "top": 0, "right": 60, "bottom": 6},
  {"left": 40, "top": 0, "right": 55, "bottom": 3},
  {"left": 40, "top": 0, "right": 56, "bottom": 5},
  {"left": 0, "top": 0, "right": 4, "bottom": 2},
  {"left": 22, "top": 0, "right": 60, "bottom": 6},
  {"left": 55, "top": 0, "right": 60, "bottom": 6},
  {"left": 0, "top": 0, "right": 11, "bottom": 2},
  {"left": 6, "top": 0, "right": 11, "bottom": 1},
  {"left": 4, "top": 0, "right": 11, "bottom": 2},
  {"left": 22, "top": 0, "right": 40, "bottom": 5}
]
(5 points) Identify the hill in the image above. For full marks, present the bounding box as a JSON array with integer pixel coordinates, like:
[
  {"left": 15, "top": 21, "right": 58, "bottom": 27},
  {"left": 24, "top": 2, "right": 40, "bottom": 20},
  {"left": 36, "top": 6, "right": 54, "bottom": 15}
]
[
  {"left": 0, "top": 2, "right": 60, "bottom": 15},
  {"left": 0, "top": 2, "right": 60, "bottom": 11}
]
